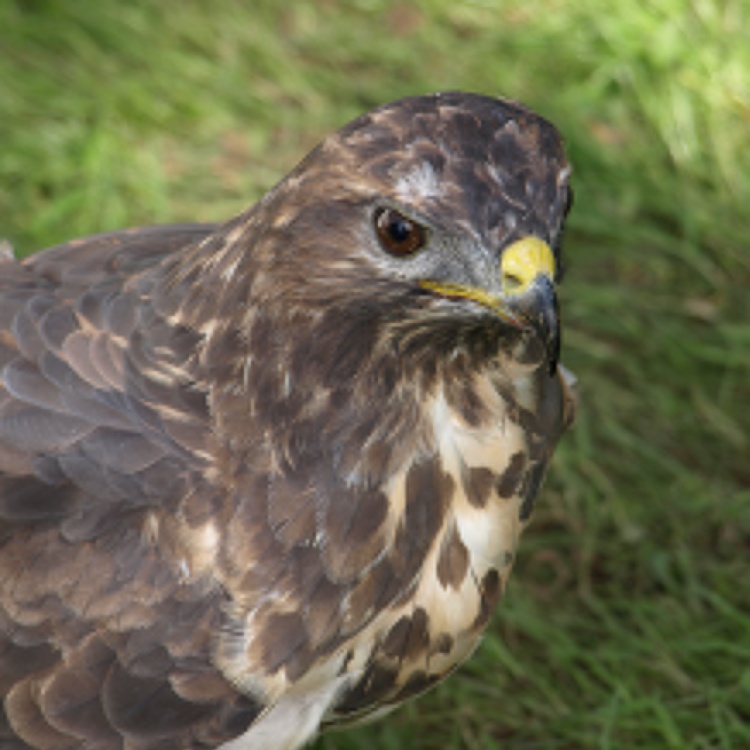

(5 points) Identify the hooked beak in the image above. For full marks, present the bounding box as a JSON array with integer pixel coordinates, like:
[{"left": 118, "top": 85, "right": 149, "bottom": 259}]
[{"left": 419, "top": 236, "right": 561, "bottom": 374}]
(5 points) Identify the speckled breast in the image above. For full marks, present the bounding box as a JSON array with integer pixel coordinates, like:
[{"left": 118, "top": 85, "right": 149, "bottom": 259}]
[{"left": 324, "top": 371, "right": 542, "bottom": 724}]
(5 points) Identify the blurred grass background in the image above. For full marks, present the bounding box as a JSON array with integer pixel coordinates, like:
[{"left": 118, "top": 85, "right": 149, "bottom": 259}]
[{"left": 1, "top": 0, "right": 749, "bottom": 748}]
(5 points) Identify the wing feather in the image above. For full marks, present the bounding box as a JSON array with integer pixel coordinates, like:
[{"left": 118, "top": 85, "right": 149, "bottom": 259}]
[{"left": 0, "top": 224, "right": 263, "bottom": 749}]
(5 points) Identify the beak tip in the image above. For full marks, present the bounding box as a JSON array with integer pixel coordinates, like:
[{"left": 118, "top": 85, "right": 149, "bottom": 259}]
[{"left": 548, "top": 341, "right": 560, "bottom": 376}]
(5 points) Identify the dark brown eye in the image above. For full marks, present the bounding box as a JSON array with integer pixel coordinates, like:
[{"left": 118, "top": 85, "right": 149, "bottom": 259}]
[{"left": 374, "top": 207, "right": 426, "bottom": 256}]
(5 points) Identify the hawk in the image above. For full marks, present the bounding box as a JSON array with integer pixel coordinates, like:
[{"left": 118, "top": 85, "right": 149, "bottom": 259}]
[{"left": 0, "top": 92, "right": 575, "bottom": 750}]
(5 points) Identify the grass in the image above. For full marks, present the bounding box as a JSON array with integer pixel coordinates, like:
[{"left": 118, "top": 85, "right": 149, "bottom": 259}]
[{"left": 1, "top": 0, "right": 749, "bottom": 747}]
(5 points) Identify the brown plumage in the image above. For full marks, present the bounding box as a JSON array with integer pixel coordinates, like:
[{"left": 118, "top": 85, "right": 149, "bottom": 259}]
[{"left": 0, "top": 92, "right": 575, "bottom": 750}]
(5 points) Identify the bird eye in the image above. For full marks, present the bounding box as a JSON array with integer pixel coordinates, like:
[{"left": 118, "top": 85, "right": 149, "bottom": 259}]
[{"left": 374, "top": 207, "right": 426, "bottom": 256}]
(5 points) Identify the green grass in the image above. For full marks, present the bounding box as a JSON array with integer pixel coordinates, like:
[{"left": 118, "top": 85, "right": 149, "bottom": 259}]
[{"left": 2, "top": 0, "right": 749, "bottom": 747}]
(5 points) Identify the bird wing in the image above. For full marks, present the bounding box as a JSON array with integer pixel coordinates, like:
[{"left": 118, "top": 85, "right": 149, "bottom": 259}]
[
  {"left": 0, "top": 225, "right": 261, "bottom": 750},
  {"left": 0, "top": 225, "right": 215, "bottom": 534}
]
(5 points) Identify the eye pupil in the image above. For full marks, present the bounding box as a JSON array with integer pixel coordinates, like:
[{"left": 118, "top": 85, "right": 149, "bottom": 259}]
[
  {"left": 389, "top": 217, "right": 411, "bottom": 242},
  {"left": 374, "top": 207, "right": 426, "bottom": 256}
]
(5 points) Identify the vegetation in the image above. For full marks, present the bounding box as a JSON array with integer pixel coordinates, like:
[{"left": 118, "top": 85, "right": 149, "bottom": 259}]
[{"left": 2, "top": 1, "right": 748, "bottom": 747}]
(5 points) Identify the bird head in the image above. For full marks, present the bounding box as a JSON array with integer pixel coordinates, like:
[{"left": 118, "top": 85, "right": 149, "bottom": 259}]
[
  {"left": 175, "top": 91, "right": 573, "bottom": 434},
  {"left": 239, "top": 92, "right": 572, "bottom": 380}
]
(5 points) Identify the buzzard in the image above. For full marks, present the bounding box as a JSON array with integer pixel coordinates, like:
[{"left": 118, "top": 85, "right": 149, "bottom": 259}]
[{"left": 0, "top": 92, "right": 575, "bottom": 750}]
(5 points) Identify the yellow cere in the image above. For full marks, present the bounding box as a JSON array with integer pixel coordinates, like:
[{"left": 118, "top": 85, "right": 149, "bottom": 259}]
[
  {"left": 500, "top": 236, "right": 556, "bottom": 296},
  {"left": 418, "top": 236, "right": 555, "bottom": 326}
]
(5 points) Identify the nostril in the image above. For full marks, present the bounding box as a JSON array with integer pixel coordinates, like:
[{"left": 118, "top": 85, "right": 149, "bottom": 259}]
[{"left": 502, "top": 273, "right": 525, "bottom": 295}]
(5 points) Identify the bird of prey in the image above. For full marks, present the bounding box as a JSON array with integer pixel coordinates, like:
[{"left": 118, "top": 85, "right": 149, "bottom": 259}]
[{"left": 0, "top": 92, "right": 575, "bottom": 750}]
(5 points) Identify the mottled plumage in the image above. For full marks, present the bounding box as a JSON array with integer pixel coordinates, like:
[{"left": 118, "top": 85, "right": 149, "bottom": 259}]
[{"left": 0, "top": 92, "right": 575, "bottom": 750}]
